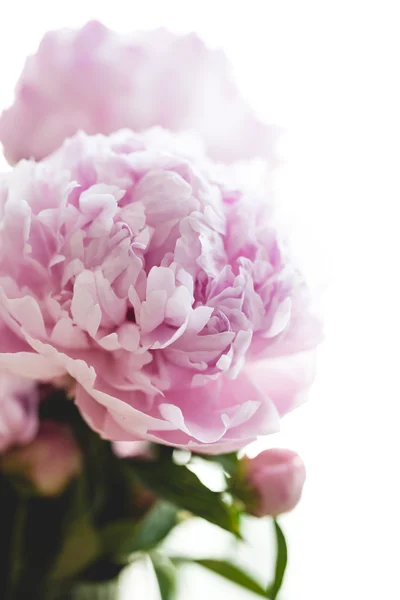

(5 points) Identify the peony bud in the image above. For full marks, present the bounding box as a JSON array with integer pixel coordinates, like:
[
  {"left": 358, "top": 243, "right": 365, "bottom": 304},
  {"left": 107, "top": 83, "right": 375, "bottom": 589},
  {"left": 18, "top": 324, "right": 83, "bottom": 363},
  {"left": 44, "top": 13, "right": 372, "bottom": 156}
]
[
  {"left": 0, "top": 374, "right": 39, "bottom": 453},
  {"left": 244, "top": 448, "right": 306, "bottom": 517},
  {"left": 112, "top": 441, "right": 154, "bottom": 460},
  {"left": 1, "top": 420, "right": 82, "bottom": 496}
]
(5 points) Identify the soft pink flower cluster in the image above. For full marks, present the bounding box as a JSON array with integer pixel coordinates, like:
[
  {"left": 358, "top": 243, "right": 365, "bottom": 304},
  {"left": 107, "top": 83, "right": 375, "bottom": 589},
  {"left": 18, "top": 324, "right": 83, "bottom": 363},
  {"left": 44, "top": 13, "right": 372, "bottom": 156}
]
[
  {"left": 0, "top": 128, "right": 321, "bottom": 453},
  {"left": 0, "top": 21, "right": 278, "bottom": 166}
]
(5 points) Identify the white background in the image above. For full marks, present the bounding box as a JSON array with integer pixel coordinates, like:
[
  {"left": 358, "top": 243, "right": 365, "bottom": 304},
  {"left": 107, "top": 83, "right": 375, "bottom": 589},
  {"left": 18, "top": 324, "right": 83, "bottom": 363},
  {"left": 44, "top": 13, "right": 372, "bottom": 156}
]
[{"left": 1, "top": 2, "right": 400, "bottom": 599}]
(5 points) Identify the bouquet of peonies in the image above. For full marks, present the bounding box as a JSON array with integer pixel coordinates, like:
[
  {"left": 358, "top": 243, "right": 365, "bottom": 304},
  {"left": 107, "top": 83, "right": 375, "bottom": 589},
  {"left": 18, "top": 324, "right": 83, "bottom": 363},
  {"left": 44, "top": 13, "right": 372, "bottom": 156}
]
[{"left": 0, "top": 21, "right": 321, "bottom": 600}]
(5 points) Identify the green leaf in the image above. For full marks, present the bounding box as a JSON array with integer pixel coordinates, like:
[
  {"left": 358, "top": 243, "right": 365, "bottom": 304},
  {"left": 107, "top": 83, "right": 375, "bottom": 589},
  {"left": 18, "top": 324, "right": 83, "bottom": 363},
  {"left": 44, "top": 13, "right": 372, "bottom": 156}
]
[
  {"left": 50, "top": 512, "right": 101, "bottom": 581},
  {"left": 172, "top": 557, "right": 266, "bottom": 597},
  {"left": 150, "top": 552, "right": 177, "bottom": 600},
  {"left": 266, "top": 519, "right": 288, "bottom": 600},
  {"left": 128, "top": 501, "right": 179, "bottom": 554},
  {"left": 99, "top": 519, "right": 138, "bottom": 558},
  {"left": 195, "top": 452, "right": 240, "bottom": 477},
  {"left": 49, "top": 474, "right": 103, "bottom": 582},
  {"left": 100, "top": 501, "right": 179, "bottom": 557},
  {"left": 131, "top": 455, "right": 240, "bottom": 535}
]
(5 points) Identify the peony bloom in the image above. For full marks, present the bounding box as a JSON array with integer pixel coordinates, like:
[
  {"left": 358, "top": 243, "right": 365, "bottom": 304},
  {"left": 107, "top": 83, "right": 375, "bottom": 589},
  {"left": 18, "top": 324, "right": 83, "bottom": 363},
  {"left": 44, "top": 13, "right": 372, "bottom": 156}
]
[
  {"left": 0, "top": 129, "right": 321, "bottom": 453},
  {"left": 243, "top": 448, "right": 306, "bottom": 516},
  {"left": 0, "top": 371, "right": 39, "bottom": 453},
  {"left": 0, "top": 21, "right": 278, "bottom": 166},
  {"left": 0, "top": 420, "right": 81, "bottom": 496}
]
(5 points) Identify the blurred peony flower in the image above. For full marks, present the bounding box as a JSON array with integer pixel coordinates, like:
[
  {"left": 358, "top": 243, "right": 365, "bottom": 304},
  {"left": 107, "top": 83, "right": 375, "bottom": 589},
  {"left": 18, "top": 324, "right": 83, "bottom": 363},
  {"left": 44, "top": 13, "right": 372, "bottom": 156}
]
[
  {"left": 0, "top": 21, "right": 278, "bottom": 166},
  {"left": 0, "top": 129, "right": 321, "bottom": 453},
  {"left": 0, "top": 372, "right": 39, "bottom": 453},
  {"left": 243, "top": 448, "right": 306, "bottom": 516},
  {"left": 1, "top": 420, "right": 82, "bottom": 496},
  {"left": 112, "top": 440, "right": 153, "bottom": 460}
]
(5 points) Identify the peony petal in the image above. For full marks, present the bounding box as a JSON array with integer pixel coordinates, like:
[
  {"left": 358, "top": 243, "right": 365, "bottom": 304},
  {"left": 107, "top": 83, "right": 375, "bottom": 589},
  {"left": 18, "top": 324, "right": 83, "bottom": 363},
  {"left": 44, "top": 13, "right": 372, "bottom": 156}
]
[
  {"left": 245, "top": 351, "right": 317, "bottom": 416},
  {"left": 51, "top": 318, "right": 90, "bottom": 349},
  {"left": 139, "top": 290, "right": 168, "bottom": 333},
  {"left": 0, "top": 292, "right": 47, "bottom": 339}
]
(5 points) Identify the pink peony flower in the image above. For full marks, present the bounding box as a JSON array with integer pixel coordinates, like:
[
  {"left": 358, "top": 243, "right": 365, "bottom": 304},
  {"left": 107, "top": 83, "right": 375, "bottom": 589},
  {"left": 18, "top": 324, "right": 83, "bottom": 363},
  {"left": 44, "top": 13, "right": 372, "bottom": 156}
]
[
  {"left": 0, "top": 371, "right": 39, "bottom": 452},
  {"left": 0, "top": 21, "right": 278, "bottom": 166},
  {"left": 243, "top": 448, "right": 306, "bottom": 516},
  {"left": 0, "top": 129, "right": 321, "bottom": 453},
  {"left": 0, "top": 420, "right": 81, "bottom": 496}
]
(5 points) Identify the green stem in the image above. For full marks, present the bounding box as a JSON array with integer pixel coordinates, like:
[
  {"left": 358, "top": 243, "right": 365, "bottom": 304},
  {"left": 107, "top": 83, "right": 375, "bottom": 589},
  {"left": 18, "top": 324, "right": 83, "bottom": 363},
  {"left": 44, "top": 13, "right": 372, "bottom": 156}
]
[
  {"left": 7, "top": 497, "right": 27, "bottom": 600},
  {"left": 45, "top": 579, "right": 119, "bottom": 600}
]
